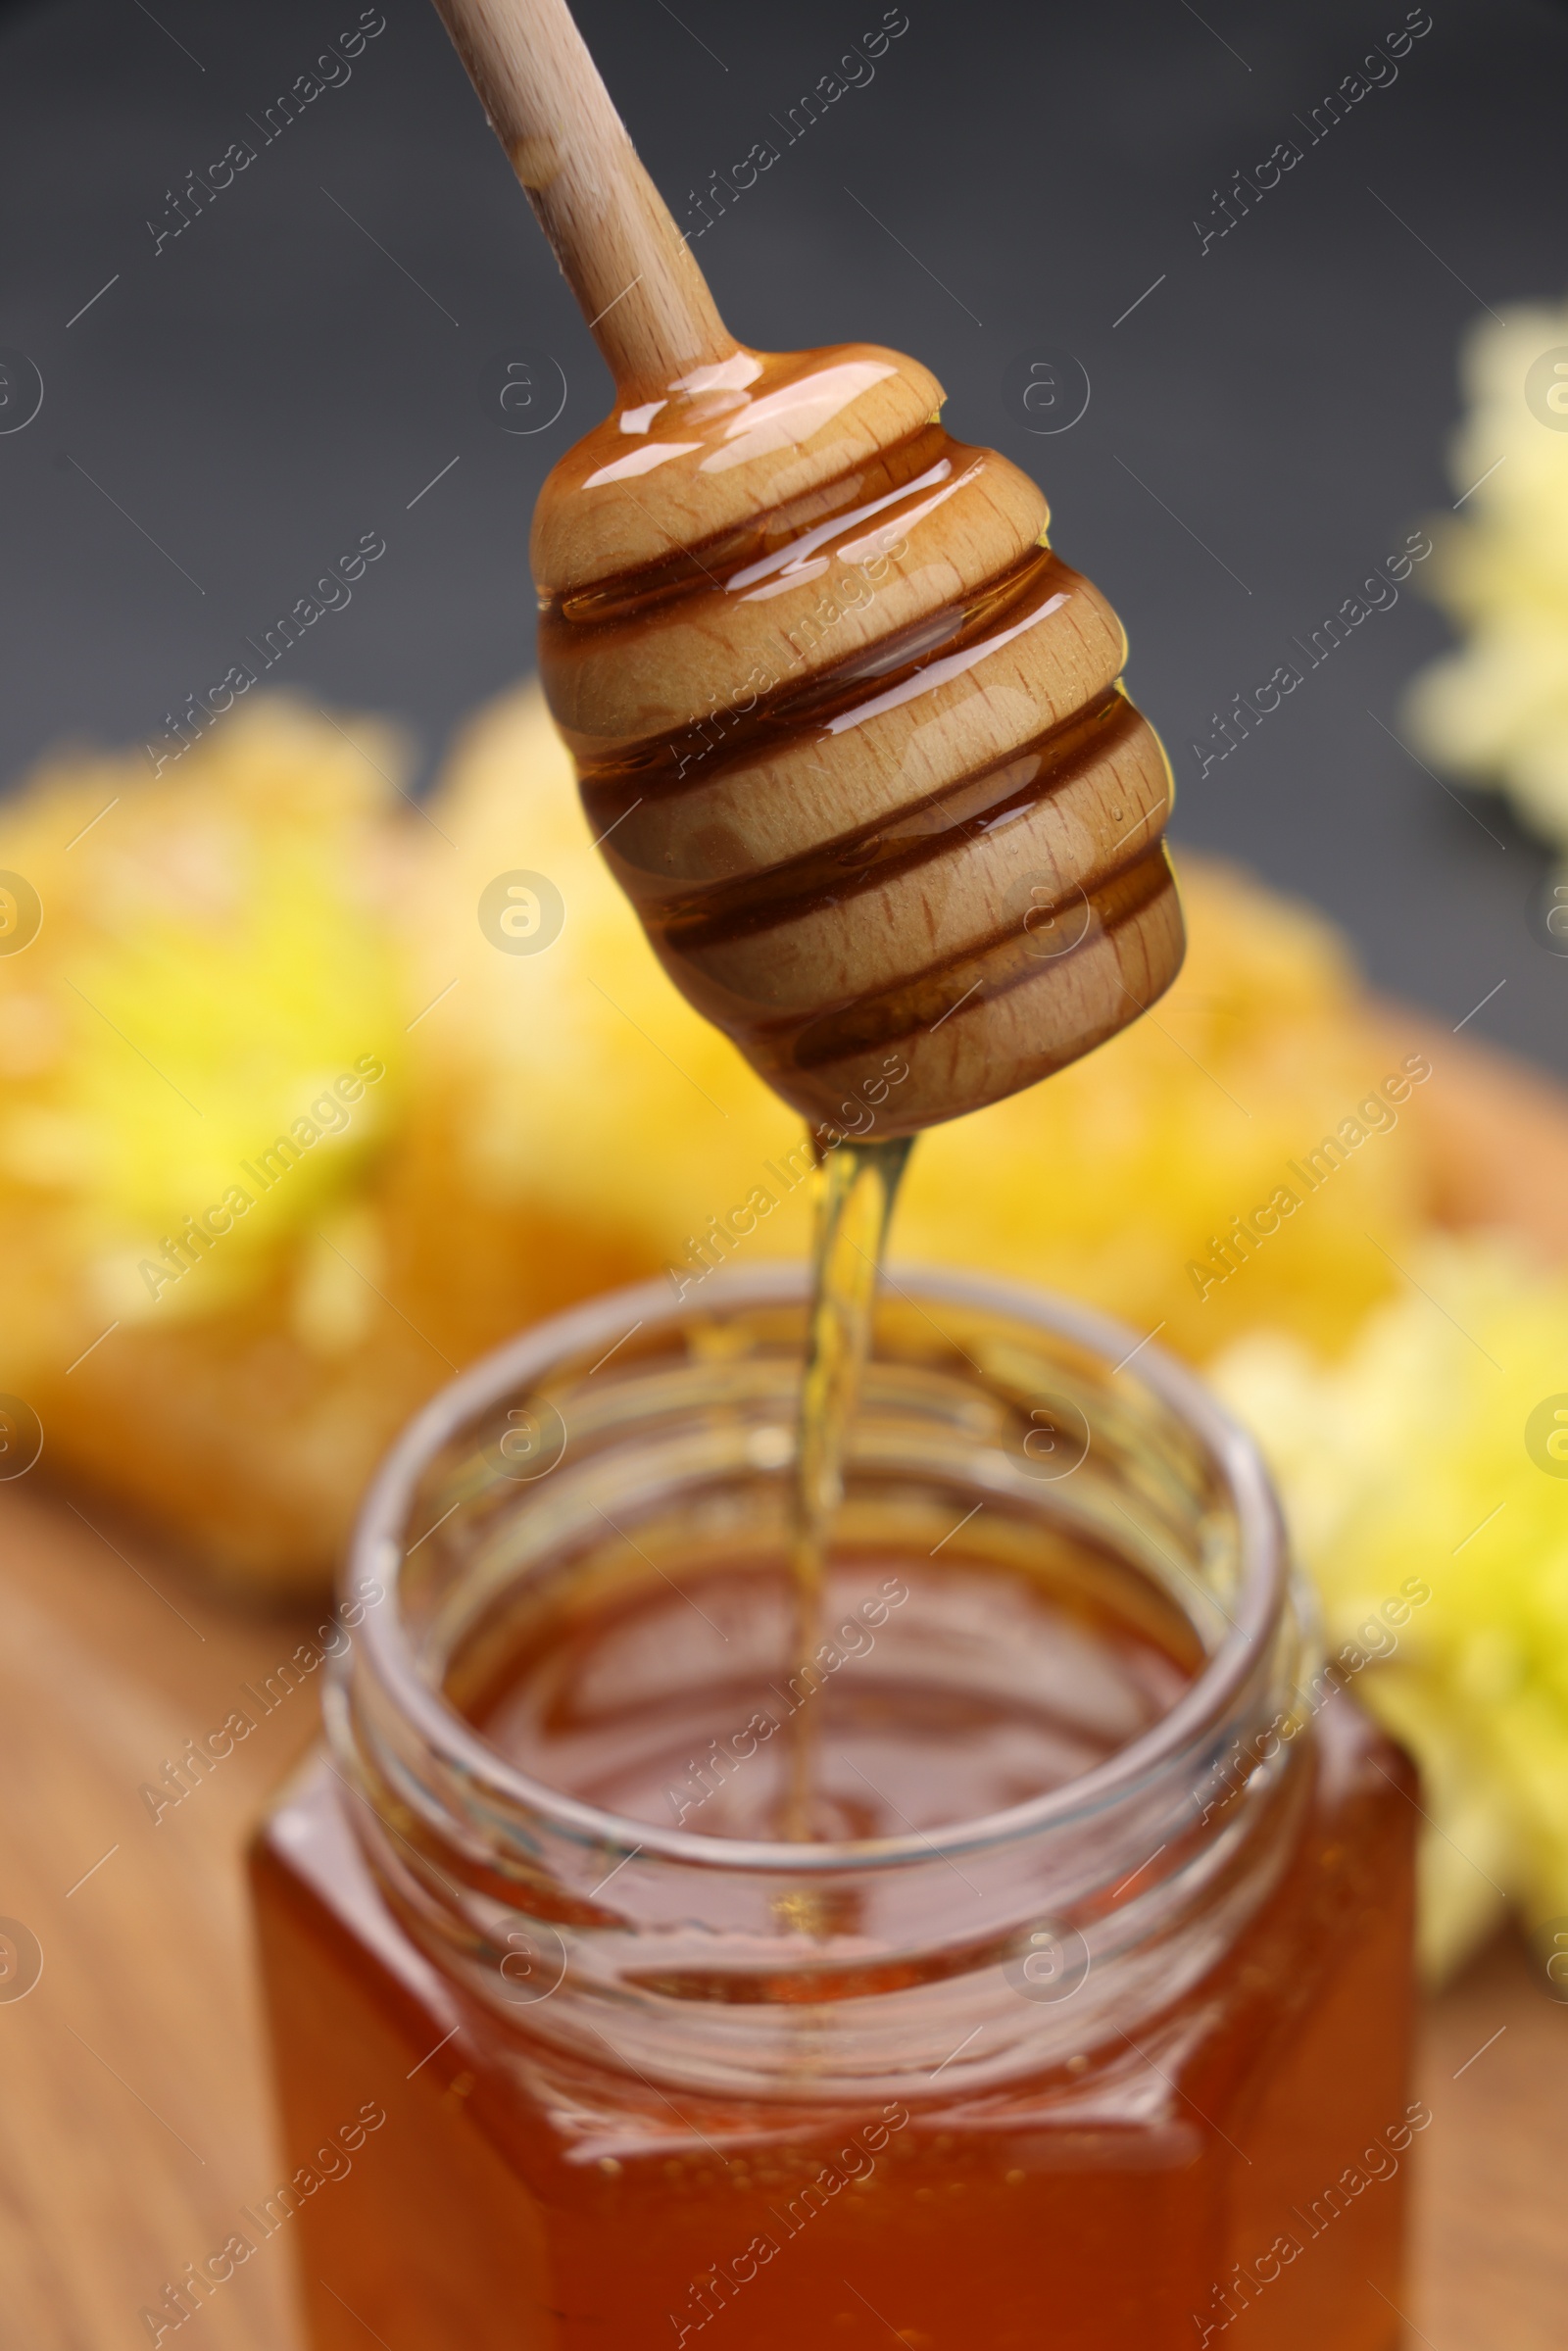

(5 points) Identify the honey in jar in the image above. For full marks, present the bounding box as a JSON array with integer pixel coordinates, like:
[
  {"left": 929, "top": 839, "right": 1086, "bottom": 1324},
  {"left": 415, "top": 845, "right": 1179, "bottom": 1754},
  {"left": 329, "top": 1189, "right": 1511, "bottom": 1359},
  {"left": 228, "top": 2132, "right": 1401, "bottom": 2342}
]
[{"left": 252, "top": 1265, "right": 1416, "bottom": 2350}]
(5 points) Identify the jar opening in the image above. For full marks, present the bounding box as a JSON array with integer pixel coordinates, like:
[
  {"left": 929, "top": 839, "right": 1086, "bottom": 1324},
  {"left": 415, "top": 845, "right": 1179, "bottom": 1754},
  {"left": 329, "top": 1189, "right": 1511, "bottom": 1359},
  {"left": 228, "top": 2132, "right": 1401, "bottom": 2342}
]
[{"left": 341, "top": 1262, "right": 1292, "bottom": 1878}]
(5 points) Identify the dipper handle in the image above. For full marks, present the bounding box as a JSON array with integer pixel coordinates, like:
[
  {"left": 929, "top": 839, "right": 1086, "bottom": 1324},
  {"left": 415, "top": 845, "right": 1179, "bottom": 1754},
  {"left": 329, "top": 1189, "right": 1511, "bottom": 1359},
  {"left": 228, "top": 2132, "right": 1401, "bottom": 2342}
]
[{"left": 428, "top": 0, "right": 734, "bottom": 389}]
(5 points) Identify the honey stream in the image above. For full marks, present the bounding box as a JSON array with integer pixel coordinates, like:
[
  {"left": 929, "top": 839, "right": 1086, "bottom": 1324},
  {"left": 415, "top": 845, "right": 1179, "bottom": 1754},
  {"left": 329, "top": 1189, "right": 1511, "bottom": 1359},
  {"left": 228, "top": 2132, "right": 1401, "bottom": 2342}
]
[{"left": 781, "top": 1130, "right": 913, "bottom": 1841}]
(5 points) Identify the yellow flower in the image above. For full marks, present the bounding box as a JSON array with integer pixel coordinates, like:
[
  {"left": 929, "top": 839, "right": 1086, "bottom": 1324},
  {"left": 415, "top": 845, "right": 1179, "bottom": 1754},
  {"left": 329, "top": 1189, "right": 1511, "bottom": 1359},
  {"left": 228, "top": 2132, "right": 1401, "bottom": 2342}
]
[
  {"left": 0, "top": 700, "right": 406, "bottom": 1378},
  {"left": 1405, "top": 296, "right": 1568, "bottom": 845},
  {"left": 1213, "top": 1236, "right": 1568, "bottom": 1979}
]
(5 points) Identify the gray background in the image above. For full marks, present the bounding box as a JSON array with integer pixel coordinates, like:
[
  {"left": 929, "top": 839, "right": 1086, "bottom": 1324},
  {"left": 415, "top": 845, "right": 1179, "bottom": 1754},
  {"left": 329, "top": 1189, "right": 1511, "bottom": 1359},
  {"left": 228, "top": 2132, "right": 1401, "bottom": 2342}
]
[{"left": 2, "top": 0, "right": 1565, "bottom": 1065}]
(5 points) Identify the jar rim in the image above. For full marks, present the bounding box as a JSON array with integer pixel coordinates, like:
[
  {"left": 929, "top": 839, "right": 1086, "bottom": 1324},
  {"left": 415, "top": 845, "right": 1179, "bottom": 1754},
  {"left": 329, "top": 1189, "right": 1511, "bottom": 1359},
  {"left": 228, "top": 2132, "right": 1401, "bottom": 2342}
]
[{"left": 344, "top": 1261, "right": 1287, "bottom": 1876}]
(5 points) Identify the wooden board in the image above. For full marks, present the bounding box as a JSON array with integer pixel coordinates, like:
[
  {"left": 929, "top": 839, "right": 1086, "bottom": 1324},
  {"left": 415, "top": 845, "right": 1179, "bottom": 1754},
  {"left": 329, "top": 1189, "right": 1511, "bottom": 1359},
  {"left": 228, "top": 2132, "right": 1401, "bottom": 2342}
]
[{"left": 2, "top": 1015, "right": 1567, "bottom": 2348}]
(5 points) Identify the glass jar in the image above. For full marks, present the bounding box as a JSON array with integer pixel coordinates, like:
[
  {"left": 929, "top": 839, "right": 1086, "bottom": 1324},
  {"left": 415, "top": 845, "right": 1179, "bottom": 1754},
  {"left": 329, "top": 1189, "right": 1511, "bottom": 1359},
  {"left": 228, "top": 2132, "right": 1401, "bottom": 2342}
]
[{"left": 251, "top": 1264, "right": 1417, "bottom": 2351}]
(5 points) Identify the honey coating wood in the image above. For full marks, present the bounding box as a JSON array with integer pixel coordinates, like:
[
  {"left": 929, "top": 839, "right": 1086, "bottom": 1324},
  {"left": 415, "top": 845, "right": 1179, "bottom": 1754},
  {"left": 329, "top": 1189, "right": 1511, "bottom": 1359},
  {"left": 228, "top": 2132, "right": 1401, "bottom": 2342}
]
[{"left": 435, "top": 0, "right": 1185, "bottom": 1137}]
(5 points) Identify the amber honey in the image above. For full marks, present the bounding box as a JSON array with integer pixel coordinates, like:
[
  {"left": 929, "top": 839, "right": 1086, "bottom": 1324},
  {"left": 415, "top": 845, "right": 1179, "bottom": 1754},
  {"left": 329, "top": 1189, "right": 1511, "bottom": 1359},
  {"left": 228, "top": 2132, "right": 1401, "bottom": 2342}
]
[{"left": 253, "top": 1268, "right": 1415, "bottom": 2350}]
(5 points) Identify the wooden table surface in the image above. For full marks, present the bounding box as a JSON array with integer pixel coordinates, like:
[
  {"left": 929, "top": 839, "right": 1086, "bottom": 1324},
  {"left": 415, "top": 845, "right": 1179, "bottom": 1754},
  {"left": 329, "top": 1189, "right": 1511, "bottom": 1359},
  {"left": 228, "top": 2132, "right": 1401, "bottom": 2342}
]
[{"left": 2, "top": 1016, "right": 1566, "bottom": 2350}]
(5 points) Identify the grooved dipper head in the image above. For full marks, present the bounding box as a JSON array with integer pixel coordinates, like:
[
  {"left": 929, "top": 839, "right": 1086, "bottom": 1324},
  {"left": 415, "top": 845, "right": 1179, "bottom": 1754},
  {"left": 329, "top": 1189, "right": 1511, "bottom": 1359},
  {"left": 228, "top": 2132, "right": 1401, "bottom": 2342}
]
[{"left": 533, "top": 341, "right": 1184, "bottom": 1139}]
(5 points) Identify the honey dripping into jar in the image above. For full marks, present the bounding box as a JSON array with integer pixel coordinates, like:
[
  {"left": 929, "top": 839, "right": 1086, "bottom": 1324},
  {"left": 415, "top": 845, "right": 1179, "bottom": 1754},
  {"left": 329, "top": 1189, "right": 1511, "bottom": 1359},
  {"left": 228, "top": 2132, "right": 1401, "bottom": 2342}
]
[
  {"left": 247, "top": 19, "right": 1420, "bottom": 2349},
  {"left": 433, "top": 0, "right": 1185, "bottom": 1849},
  {"left": 781, "top": 1133, "right": 911, "bottom": 1840}
]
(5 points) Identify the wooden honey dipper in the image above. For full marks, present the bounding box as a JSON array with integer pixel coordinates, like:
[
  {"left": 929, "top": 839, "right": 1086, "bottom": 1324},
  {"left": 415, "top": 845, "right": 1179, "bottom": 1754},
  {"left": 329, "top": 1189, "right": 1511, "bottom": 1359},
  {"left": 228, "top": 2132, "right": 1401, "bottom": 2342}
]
[{"left": 433, "top": 0, "right": 1185, "bottom": 1138}]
